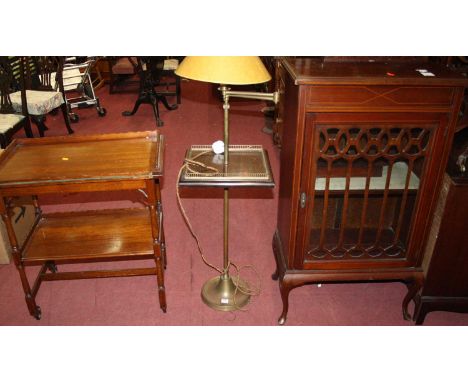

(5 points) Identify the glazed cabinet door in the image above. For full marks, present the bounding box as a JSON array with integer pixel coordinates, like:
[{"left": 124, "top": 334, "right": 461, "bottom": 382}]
[{"left": 295, "top": 112, "right": 450, "bottom": 270}]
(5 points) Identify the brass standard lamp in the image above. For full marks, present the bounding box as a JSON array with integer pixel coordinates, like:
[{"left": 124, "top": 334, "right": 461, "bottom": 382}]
[{"left": 175, "top": 56, "right": 279, "bottom": 311}]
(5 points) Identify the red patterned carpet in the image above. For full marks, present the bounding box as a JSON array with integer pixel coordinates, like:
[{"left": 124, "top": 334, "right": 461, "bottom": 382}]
[{"left": 1, "top": 80, "right": 467, "bottom": 326}]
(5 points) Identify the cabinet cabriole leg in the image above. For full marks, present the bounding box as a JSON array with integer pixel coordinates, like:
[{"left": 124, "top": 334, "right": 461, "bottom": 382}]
[
  {"left": 278, "top": 279, "right": 292, "bottom": 325},
  {"left": 271, "top": 231, "right": 283, "bottom": 281},
  {"left": 272, "top": 269, "right": 279, "bottom": 281},
  {"left": 402, "top": 277, "right": 422, "bottom": 321}
]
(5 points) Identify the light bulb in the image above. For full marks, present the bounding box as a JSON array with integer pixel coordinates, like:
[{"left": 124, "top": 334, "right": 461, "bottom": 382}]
[{"left": 212, "top": 140, "right": 225, "bottom": 154}]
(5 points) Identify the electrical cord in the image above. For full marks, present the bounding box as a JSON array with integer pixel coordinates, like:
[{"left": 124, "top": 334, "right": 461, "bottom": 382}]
[
  {"left": 176, "top": 151, "right": 223, "bottom": 274},
  {"left": 176, "top": 150, "right": 262, "bottom": 311}
]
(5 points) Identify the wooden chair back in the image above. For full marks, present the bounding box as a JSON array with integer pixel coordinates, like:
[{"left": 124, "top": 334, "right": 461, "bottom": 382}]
[
  {"left": 0, "top": 57, "right": 29, "bottom": 118},
  {"left": 22, "top": 57, "right": 66, "bottom": 95},
  {"left": 0, "top": 58, "right": 16, "bottom": 114}
]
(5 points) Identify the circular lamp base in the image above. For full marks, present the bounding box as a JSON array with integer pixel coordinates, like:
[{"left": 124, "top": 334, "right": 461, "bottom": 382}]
[{"left": 201, "top": 274, "right": 250, "bottom": 311}]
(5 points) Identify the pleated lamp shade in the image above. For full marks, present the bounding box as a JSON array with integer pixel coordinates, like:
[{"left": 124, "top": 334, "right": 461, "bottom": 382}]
[{"left": 175, "top": 56, "right": 271, "bottom": 85}]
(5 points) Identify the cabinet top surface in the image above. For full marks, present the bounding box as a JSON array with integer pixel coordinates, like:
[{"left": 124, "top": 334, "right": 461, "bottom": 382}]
[
  {"left": 0, "top": 131, "right": 164, "bottom": 188},
  {"left": 283, "top": 58, "right": 468, "bottom": 86}
]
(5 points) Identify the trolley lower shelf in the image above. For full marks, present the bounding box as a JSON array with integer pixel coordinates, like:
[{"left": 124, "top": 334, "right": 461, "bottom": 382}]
[{"left": 22, "top": 208, "right": 154, "bottom": 265}]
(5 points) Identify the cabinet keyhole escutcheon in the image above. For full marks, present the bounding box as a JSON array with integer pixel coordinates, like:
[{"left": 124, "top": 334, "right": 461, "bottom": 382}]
[{"left": 300, "top": 192, "right": 307, "bottom": 209}]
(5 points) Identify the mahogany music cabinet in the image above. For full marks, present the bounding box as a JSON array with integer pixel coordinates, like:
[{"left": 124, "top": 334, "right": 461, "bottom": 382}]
[
  {"left": 0, "top": 131, "right": 167, "bottom": 319},
  {"left": 273, "top": 58, "right": 468, "bottom": 324}
]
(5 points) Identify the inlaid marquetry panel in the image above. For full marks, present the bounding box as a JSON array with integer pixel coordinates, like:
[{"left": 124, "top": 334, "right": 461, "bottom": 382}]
[{"left": 306, "top": 86, "right": 454, "bottom": 110}]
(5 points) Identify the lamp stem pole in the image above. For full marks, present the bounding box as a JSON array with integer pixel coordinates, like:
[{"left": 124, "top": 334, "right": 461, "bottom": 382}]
[
  {"left": 199, "top": 83, "right": 275, "bottom": 311},
  {"left": 221, "top": 85, "right": 230, "bottom": 276},
  {"left": 223, "top": 188, "right": 229, "bottom": 276},
  {"left": 222, "top": 85, "right": 230, "bottom": 166}
]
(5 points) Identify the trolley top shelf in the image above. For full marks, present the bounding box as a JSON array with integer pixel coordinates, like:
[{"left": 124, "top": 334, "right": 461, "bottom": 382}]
[{"left": 0, "top": 131, "right": 164, "bottom": 188}]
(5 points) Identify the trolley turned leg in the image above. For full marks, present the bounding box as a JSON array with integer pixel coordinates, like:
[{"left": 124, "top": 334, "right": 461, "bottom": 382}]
[
  {"left": 18, "top": 264, "right": 42, "bottom": 319},
  {"left": 155, "top": 181, "right": 167, "bottom": 269},
  {"left": 146, "top": 179, "right": 167, "bottom": 313},
  {"left": 1, "top": 198, "right": 41, "bottom": 319}
]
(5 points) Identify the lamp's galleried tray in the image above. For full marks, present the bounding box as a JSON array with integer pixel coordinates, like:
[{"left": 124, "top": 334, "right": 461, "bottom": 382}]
[{"left": 178, "top": 145, "right": 274, "bottom": 187}]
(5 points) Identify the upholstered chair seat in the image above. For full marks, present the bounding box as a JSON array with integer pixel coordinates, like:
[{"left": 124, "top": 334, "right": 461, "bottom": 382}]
[
  {"left": 0, "top": 114, "right": 25, "bottom": 133},
  {"left": 9, "top": 90, "right": 64, "bottom": 116}
]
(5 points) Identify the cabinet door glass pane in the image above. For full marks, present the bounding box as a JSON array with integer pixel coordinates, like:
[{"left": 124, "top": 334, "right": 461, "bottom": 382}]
[{"left": 306, "top": 122, "right": 434, "bottom": 262}]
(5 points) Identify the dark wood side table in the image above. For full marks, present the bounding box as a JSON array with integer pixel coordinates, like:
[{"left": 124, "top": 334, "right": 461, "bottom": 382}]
[
  {"left": 273, "top": 58, "right": 468, "bottom": 324},
  {"left": 0, "top": 131, "right": 167, "bottom": 319}
]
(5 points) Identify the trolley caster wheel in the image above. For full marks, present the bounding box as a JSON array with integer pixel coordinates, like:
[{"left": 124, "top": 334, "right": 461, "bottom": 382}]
[
  {"left": 97, "top": 108, "right": 107, "bottom": 117},
  {"left": 70, "top": 113, "right": 79, "bottom": 123},
  {"left": 47, "top": 262, "right": 58, "bottom": 273},
  {"left": 33, "top": 306, "right": 42, "bottom": 320}
]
